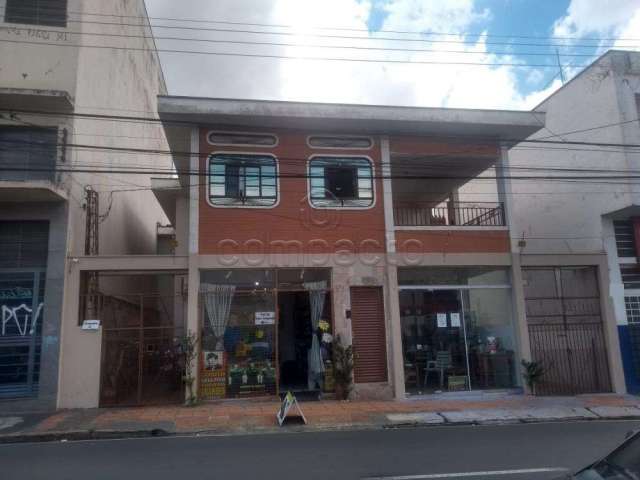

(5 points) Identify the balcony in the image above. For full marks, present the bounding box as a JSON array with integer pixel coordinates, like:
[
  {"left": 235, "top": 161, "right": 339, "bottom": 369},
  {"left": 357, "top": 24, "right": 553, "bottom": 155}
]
[{"left": 394, "top": 201, "right": 505, "bottom": 227}]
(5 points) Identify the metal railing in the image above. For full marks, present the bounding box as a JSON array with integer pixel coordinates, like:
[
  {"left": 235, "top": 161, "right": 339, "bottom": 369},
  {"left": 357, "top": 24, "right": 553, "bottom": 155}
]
[{"left": 394, "top": 202, "right": 505, "bottom": 227}]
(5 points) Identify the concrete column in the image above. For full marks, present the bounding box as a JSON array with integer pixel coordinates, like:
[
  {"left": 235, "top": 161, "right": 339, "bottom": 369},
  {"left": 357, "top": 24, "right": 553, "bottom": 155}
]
[
  {"left": 186, "top": 127, "right": 201, "bottom": 399},
  {"left": 597, "top": 257, "right": 627, "bottom": 394},
  {"left": 510, "top": 253, "right": 531, "bottom": 391},
  {"left": 380, "top": 136, "right": 405, "bottom": 399},
  {"left": 497, "top": 144, "right": 513, "bottom": 234}
]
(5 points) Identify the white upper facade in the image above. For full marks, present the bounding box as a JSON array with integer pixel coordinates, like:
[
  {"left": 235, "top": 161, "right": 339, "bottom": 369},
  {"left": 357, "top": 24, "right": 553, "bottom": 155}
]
[{"left": 509, "top": 50, "right": 640, "bottom": 255}]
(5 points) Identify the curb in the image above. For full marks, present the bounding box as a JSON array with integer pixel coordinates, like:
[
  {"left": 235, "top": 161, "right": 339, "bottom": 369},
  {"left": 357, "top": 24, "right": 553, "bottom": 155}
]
[
  {"left": 1, "top": 415, "right": 639, "bottom": 445},
  {"left": 0, "top": 428, "right": 171, "bottom": 445}
]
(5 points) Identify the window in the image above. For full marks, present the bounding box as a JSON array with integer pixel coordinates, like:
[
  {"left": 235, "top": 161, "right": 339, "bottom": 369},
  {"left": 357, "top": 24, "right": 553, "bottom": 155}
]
[
  {"left": 308, "top": 135, "right": 372, "bottom": 149},
  {"left": 208, "top": 154, "right": 277, "bottom": 207},
  {"left": 5, "top": 0, "right": 67, "bottom": 27},
  {"left": 0, "top": 127, "right": 58, "bottom": 182},
  {"left": 207, "top": 132, "right": 277, "bottom": 147},
  {"left": 309, "top": 157, "right": 374, "bottom": 207},
  {"left": 615, "top": 220, "right": 637, "bottom": 258}
]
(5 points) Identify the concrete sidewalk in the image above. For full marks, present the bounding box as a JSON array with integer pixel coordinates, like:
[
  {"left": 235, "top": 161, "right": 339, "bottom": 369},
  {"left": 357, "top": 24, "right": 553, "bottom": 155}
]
[{"left": 1, "top": 393, "right": 639, "bottom": 443}]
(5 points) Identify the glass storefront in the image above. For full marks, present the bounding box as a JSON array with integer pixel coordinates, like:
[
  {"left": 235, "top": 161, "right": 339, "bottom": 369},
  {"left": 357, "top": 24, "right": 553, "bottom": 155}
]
[
  {"left": 199, "top": 268, "right": 334, "bottom": 400},
  {"left": 399, "top": 267, "right": 518, "bottom": 394}
]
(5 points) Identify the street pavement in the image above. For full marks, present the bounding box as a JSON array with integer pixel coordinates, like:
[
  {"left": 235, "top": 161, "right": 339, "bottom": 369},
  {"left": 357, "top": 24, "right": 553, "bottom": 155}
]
[{"left": 1, "top": 420, "right": 638, "bottom": 480}]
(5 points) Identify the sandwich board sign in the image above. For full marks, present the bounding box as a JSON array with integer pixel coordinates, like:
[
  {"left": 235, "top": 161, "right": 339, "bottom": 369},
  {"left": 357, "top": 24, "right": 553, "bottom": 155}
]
[{"left": 277, "top": 391, "right": 307, "bottom": 426}]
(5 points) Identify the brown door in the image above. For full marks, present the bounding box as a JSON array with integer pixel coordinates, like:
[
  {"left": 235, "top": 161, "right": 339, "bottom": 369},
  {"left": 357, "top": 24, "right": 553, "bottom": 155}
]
[
  {"left": 350, "top": 286, "right": 388, "bottom": 383},
  {"left": 524, "top": 267, "right": 611, "bottom": 395}
]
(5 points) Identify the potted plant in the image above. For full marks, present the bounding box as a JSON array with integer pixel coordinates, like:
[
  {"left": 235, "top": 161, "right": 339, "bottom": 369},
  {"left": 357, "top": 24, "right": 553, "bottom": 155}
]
[
  {"left": 179, "top": 331, "right": 199, "bottom": 406},
  {"left": 521, "top": 359, "right": 546, "bottom": 395},
  {"left": 332, "top": 335, "right": 353, "bottom": 400}
]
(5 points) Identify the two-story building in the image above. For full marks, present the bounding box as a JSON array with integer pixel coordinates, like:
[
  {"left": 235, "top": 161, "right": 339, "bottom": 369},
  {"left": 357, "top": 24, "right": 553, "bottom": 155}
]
[{"left": 0, "top": 0, "right": 174, "bottom": 411}]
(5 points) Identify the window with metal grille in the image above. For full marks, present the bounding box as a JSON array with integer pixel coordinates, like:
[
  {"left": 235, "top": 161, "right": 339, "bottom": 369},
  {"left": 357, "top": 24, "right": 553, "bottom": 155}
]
[
  {"left": 4, "top": 0, "right": 67, "bottom": 27},
  {"left": 309, "top": 157, "right": 373, "bottom": 207},
  {"left": 0, "top": 222, "right": 49, "bottom": 269},
  {"left": 625, "top": 296, "right": 640, "bottom": 324},
  {"left": 0, "top": 127, "right": 58, "bottom": 182},
  {"left": 621, "top": 265, "right": 640, "bottom": 290},
  {"left": 614, "top": 220, "right": 637, "bottom": 258},
  {"left": 208, "top": 154, "right": 277, "bottom": 207}
]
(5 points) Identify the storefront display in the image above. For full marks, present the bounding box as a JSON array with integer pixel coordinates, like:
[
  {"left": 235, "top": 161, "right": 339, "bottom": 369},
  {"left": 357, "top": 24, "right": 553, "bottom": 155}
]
[
  {"left": 399, "top": 267, "right": 518, "bottom": 395},
  {"left": 199, "top": 268, "right": 333, "bottom": 400}
]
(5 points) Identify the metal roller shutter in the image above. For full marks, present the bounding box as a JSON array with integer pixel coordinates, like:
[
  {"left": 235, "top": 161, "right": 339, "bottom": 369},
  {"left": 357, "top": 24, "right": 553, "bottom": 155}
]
[{"left": 350, "top": 286, "right": 388, "bottom": 383}]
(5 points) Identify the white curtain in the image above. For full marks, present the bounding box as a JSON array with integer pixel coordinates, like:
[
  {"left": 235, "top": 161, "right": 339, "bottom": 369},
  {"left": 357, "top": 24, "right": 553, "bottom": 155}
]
[
  {"left": 305, "top": 281, "right": 327, "bottom": 390},
  {"left": 200, "top": 284, "right": 235, "bottom": 350}
]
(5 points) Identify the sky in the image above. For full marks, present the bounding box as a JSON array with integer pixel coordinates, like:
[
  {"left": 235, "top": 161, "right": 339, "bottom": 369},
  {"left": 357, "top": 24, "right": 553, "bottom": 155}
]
[{"left": 144, "top": 0, "right": 640, "bottom": 110}]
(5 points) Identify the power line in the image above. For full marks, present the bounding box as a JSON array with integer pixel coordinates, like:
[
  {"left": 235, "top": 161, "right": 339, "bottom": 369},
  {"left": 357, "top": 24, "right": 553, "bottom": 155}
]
[
  {"left": 4, "top": 108, "right": 640, "bottom": 149},
  {"left": 0, "top": 25, "right": 611, "bottom": 59},
  {"left": 65, "top": 9, "right": 640, "bottom": 43},
  {"left": 8, "top": 5, "right": 640, "bottom": 43},
  {"left": 0, "top": 38, "right": 590, "bottom": 68},
  {"left": 50, "top": 17, "right": 640, "bottom": 50}
]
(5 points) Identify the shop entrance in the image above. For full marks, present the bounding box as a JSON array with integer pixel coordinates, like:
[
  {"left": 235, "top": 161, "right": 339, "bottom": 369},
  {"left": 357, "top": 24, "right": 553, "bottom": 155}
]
[
  {"left": 399, "top": 267, "right": 518, "bottom": 395},
  {"left": 400, "top": 289, "right": 470, "bottom": 394},
  {"left": 277, "top": 291, "right": 312, "bottom": 393},
  {"left": 199, "top": 268, "right": 334, "bottom": 401}
]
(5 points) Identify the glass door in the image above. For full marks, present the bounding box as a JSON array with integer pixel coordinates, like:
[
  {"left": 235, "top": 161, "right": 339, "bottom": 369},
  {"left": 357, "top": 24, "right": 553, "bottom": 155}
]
[{"left": 400, "top": 289, "right": 470, "bottom": 394}]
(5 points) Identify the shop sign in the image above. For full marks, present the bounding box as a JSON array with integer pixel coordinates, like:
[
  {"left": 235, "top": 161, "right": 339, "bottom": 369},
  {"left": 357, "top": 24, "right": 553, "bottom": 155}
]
[
  {"left": 277, "top": 391, "right": 307, "bottom": 426},
  {"left": 255, "top": 311, "right": 276, "bottom": 325},
  {"left": 81, "top": 319, "right": 101, "bottom": 331}
]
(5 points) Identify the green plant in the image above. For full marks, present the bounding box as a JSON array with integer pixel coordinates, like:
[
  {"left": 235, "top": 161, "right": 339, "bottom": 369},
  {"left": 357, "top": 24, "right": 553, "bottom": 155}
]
[
  {"left": 333, "top": 335, "right": 354, "bottom": 400},
  {"left": 179, "top": 331, "right": 199, "bottom": 406},
  {"left": 521, "top": 359, "right": 546, "bottom": 395}
]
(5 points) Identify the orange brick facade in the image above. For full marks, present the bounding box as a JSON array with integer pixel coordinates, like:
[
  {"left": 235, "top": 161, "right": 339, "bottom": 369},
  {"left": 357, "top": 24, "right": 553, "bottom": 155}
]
[
  {"left": 197, "top": 129, "right": 506, "bottom": 256},
  {"left": 395, "top": 230, "right": 510, "bottom": 253},
  {"left": 198, "top": 129, "right": 386, "bottom": 255}
]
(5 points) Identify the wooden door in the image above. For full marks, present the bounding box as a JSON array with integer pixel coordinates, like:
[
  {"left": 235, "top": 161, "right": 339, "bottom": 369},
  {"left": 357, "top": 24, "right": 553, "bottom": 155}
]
[{"left": 350, "top": 287, "right": 388, "bottom": 383}]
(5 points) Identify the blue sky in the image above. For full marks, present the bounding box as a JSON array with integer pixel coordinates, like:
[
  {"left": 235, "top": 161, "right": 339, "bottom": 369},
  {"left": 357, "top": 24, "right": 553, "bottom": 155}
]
[
  {"left": 365, "top": 0, "right": 600, "bottom": 97},
  {"left": 147, "top": 0, "right": 640, "bottom": 110}
]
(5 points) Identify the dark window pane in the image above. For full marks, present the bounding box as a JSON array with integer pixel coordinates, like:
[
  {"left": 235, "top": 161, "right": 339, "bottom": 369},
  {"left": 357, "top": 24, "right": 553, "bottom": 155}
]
[
  {"left": 0, "top": 222, "right": 49, "bottom": 269},
  {"left": 0, "top": 127, "right": 58, "bottom": 182},
  {"left": 325, "top": 166, "right": 357, "bottom": 199},
  {"left": 614, "top": 220, "right": 637, "bottom": 258},
  {"left": 224, "top": 165, "right": 241, "bottom": 198},
  {"left": 5, "top": 0, "right": 67, "bottom": 27}
]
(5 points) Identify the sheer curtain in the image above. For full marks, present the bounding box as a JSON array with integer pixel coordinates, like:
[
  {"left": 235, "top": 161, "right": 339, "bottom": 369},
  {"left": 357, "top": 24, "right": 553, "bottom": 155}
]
[
  {"left": 200, "top": 284, "right": 235, "bottom": 350},
  {"left": 304, "top": 281, "right": 327, "bottom": 390}
]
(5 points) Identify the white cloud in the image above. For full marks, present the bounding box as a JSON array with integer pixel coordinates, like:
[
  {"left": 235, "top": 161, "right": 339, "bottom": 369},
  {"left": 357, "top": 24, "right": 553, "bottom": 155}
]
[
  {"left": 553, "top": 0, "right": 639, "bottom": 37},
  {"left": 144, "top": 0, "right": 640, "bottom": 111}
]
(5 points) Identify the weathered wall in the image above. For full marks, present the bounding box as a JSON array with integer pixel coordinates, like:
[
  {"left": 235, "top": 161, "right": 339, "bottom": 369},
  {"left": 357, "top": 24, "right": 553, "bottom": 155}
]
[
  {"left": 0, "top": 0, "right": 172, "bottom": 409},
  {"left": 509, "top": 52, "right": 640, "bottom": 256},
  {"left": 0, "top": 0, "right": 81, "bottom": 99}
]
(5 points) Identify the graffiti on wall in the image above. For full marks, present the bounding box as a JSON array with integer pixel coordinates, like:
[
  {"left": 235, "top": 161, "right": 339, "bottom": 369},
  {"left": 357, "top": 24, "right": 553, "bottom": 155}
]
[{"left": 1, "top": 303, "right": 44, "bottom": 337}]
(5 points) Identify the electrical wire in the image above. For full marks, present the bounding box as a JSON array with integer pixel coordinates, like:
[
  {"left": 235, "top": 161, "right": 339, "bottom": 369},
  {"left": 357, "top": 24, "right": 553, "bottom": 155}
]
[{"left": 0, "top": 38, "right": 589, "bottom": 68}]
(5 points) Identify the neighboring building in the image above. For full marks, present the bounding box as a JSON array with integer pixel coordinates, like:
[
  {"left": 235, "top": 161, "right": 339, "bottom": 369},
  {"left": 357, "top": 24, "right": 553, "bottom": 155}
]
[
  {"left": 509, "top": 50, "right": 640, "bottom": 394},
  {"left": 0, "top": 0, "right": 172, "bottom": 410}
]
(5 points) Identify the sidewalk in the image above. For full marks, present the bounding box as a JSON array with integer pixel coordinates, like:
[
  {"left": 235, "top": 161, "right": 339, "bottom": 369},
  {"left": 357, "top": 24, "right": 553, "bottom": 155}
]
[{"left": 1, "top": 393, "right": 640, "bottom": 443}]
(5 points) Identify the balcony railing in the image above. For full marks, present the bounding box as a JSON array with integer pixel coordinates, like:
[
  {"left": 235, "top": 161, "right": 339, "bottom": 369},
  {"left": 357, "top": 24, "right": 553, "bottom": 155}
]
[{"left": 394, "top": 202, "right": 505, "bottom": 227}]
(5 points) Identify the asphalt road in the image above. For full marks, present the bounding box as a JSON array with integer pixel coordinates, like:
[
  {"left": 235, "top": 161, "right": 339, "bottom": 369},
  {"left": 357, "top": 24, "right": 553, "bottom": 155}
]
[{"left": 1, "top": 420, "right": 638, "bottom": 480}]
